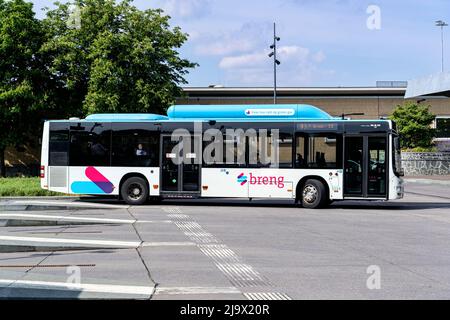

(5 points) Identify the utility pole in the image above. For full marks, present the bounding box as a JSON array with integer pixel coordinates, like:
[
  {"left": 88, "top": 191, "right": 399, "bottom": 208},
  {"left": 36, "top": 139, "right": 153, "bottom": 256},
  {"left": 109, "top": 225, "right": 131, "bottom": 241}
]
[
  {"left": 268, "top": 22, "right": 280, "bottom": 104},
  {"left": 436, "top": 20, "right": 448, "bottom": 72}
]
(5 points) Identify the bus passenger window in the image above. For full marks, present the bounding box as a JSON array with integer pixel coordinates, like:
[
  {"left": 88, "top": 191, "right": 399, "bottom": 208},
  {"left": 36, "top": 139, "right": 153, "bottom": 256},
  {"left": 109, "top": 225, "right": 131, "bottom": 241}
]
[
  {"left": 272, "top": 133, "right": 292, "bottom": 168},
  {"left": 295, "top": 136, "right": 306, "bottom": 168},
  {"left": 307, "top": 135, "right": 337, "bottom": 168},
  {"left": 111, "top": 127, "right": 159, "bottom": 167},
  {"left": 49, "top": 124, "right": 69, "bottom": 166},
  {"left": 69, "top": 123, "right": 111, "bottom": 167}
]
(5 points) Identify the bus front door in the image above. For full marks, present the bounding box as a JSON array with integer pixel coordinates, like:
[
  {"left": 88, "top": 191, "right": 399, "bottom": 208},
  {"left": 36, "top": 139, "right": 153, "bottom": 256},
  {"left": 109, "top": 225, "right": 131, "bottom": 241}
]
[
  {"left": 161, "top": 135, "right": 201, "bottom": 195},
  {"left": 344, "top": 135, "right": 387, "bottom": 198}
]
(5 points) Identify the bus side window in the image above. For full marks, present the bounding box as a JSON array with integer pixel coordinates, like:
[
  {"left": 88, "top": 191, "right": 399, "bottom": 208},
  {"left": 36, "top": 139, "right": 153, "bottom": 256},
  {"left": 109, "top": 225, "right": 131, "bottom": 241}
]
[
  {"left": 111, "top": 126, "right": 159, "bottom": 167},
  {"left": 69, "top": 122, "right": 111, "bottom": 167},
  {"left": 295, "top": 136, "right": 306, "bottom": 168},
  {"left": 307, "top": 135, "right": 339, "bottom": 169},
  {"left": 261, "top": 132, "right": 293, "bottom": 168},
  {"left": 49, "top": 123, "right": 69, "bottom": 166}
]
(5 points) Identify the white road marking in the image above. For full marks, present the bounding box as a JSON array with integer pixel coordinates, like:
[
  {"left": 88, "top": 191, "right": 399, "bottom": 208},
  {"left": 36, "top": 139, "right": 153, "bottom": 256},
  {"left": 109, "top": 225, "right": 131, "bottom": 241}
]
[
  {"left": 0, "top": 235, "right": 195, "bottom": 249},
  {"left": 162, "top": 207, "right": 183, "bottom": 214},
  {"left": 0, "top": 235, "right": 141, "bottom": 248},
  {"left": 167, "top": 214, "right": 189, "bottom": 219},
  {"left": 174, "top": 221, "right": 219, "bottom": 244},
  {"left": 0, "top": 279, "right": 153, "bottom": 295},
  {"left": 244, "top": 292, "right": 292, "bottom": 300},
  {"left": 155, "top": 286, "right": 240, "bottom": 295},
  {"left": 167, "top": 208, "right": 271, "bottom": 288},
  {"left": 141, "top": 242, "right": 196, "bottom": 247},
  {"left": 0, "top": 280, "right": 241, "bottom": 297},
  {"left": 164, "top": 206, "right": 292, "bottom": 297},
  {"left": 0, "top": 213, "right": 171, "bottom": 224},
  {"left": 138, "top": 220, "right": 173, "bottom": 224},
  {"left": 217, "top": 263, "right": 268, "bottom": 287},
  {"left": 199, "top": 244, "right": 240, "bottom": 263}
]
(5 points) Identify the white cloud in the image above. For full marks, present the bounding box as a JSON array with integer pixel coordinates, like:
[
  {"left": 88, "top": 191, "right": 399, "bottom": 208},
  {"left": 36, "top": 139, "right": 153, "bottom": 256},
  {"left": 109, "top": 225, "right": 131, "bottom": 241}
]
[
  {"left": 159, "top": 0, "right": 211, "bottom": 18},
  {"left": 218, "top": 45, "right": 330, "bottom": 86},
  {"left": 196, "top": 38, "right": 255, "bottom": 56},
  {"left": 194, "top": 22, "right": 272, "bottom": 56},
  {"left": 219, "top": 51, "right": 267, "bottom": 69},
  {"left": 312, "top": 51, "right": 326, "bottom": 63}
]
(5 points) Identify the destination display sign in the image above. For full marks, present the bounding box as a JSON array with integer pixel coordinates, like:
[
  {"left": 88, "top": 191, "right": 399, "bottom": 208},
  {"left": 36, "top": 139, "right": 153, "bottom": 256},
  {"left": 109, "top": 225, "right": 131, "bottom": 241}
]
[{"left": 296, "top": 122, "right": 339, "bottom": 131}]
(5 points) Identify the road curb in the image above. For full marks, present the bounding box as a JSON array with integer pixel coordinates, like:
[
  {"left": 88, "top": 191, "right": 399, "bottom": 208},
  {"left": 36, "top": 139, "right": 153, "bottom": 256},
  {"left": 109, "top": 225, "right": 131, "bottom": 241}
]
[{"left": 404, "top": 178, "right": 450, "bottom": 185}]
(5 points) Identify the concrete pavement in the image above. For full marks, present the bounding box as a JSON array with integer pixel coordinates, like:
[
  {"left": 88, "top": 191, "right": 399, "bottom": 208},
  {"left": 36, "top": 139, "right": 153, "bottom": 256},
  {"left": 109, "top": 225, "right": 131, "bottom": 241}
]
[{"left": 0, "top": 181, "right": 450, "bottom": 299}]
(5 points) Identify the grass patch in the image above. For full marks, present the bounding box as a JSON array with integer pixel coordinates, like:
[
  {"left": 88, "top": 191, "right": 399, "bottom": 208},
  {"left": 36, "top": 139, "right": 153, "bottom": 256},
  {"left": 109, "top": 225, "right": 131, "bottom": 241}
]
[{"left": 0, "top": 177, "right": 62, "bottom": 197}]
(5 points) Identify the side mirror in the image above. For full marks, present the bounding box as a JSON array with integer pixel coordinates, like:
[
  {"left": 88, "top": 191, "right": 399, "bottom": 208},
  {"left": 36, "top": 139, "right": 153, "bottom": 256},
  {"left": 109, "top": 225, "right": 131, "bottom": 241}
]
[{"left": 399, "top": 168, "right": 405, "bottom": 177}]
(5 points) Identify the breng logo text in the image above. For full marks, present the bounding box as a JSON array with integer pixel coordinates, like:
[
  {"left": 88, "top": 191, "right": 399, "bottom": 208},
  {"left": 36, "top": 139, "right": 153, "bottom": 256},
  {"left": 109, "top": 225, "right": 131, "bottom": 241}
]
[{"left": 238, "top": 173, "right": 285, "bottom": 189}]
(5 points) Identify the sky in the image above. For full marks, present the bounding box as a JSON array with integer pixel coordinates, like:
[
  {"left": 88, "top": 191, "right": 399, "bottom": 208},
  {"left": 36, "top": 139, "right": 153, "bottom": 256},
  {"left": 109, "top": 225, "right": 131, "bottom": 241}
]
[{"left": 30, "top": 0, "right": 450, "bottom": 87}]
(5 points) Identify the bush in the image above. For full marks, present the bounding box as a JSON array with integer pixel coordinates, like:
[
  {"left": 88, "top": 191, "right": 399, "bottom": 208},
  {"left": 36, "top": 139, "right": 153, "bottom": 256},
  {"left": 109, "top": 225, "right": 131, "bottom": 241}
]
[{"left": 390, "top": 102, "right": 435, "bottom": 149}]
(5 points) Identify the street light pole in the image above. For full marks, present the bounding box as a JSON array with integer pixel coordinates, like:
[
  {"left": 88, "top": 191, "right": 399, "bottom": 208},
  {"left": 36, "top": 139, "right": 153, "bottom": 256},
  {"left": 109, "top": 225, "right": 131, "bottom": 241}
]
[
  {"left": 436, "top": 20, "right": 448, "bottom": 72},
  {"left": 268, "top": 22, "right": 280, "bottom": 104}
]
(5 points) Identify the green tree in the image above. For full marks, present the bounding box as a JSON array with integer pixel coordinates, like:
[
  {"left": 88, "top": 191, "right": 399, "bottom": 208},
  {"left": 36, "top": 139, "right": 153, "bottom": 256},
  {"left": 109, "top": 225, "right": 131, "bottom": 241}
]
[
  {"left": 0, "top": 0, "right": 50, "bottom": 177},
  {"left": 390, "top": 101, "right": 436, "bottom": 149},
  {"left": 42, "top": 0, "right": 197, "bottom": 116}
]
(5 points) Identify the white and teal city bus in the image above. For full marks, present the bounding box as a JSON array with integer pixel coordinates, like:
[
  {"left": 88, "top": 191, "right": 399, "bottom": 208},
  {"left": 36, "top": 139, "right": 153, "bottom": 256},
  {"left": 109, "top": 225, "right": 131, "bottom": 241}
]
[{"left": 40, "top": 104, "right": 404, "bottom": 208}]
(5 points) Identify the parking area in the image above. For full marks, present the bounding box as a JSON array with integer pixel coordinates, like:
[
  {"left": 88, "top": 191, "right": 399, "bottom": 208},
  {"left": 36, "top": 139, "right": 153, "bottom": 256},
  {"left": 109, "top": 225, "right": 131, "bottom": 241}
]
[{"left": 0, "top": 180, "right": 450, "bottom": 299}]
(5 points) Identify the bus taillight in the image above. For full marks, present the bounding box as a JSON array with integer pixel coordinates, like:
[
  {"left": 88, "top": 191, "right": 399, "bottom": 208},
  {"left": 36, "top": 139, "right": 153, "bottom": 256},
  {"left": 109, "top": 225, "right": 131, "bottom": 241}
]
[{"left": 40, "top": 166, "right": 45, "bottom": 178}]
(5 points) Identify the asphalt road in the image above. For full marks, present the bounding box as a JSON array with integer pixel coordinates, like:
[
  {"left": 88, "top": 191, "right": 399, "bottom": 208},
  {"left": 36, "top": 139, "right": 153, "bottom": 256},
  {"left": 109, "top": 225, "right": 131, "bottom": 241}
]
[{"left": 0, "top": 180, "right": 450, "bottom": 299}]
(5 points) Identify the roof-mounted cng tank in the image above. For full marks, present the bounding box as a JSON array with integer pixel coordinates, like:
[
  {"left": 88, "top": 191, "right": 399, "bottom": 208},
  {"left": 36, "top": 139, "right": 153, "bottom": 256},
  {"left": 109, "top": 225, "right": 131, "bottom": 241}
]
[{"left": 166, "top": 104, "right": 333, "bottom": 120}]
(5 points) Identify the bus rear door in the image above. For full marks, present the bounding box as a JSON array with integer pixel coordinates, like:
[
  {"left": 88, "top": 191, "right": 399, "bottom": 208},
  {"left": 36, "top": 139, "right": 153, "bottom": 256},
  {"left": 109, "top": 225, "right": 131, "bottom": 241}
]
[{"left": 160, "top": 135, "right": 201, "bottom": 197}]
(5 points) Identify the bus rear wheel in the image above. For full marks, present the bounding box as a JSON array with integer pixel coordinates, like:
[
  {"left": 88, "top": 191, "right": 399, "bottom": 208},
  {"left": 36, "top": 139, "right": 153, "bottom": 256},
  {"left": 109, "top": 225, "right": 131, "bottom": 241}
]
[
  {"left": 300, "top": 179, "right": 327, "bottom": 209},
  {"left": 121, "top": 177, "right": 149, "bottom": 205}
]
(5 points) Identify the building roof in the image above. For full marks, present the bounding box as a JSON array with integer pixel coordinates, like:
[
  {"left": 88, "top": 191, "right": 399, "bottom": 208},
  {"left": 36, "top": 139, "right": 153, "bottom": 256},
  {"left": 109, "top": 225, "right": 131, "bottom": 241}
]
[
  {"left": 181, "top": 86, "right": 407, "bottom": 97},
  {"left": 405, "top": 72, "right": 450, "bottom": 98}
]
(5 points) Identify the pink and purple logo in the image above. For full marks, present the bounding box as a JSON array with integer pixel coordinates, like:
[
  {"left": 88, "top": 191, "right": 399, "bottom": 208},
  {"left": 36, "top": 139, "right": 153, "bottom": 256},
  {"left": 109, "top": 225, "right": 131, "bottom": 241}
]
[
  {"left": 71, "top": 167, "right": 115, "bottom": 194},
  {"left": 237, "top": 173, "right": 248, "bottom": 185}
]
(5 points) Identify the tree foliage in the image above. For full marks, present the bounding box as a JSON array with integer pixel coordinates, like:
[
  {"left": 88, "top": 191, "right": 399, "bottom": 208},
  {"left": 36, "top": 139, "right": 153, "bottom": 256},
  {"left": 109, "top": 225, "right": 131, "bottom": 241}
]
[
  {"left": 390, "top": 101, "right": 436, "bottom": 149},
  {"left": 41, "top": 0, "right": 197, "bottom": 116},
  {"left": 0, "top": 0, "right": 50, "bottom": 176},
  {"left": 0, "top": 0, "right": 196, "bottom": 176}
]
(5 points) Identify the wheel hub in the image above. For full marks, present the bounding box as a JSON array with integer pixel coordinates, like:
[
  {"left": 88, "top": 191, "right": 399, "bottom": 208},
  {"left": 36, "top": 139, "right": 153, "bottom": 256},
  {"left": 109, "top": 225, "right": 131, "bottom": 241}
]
[
  {"left": 128, "top": 183, "right": 143, "bottom": 200},
  {"left": 303, "top": 184, "right": 318, "bottom": 204}
]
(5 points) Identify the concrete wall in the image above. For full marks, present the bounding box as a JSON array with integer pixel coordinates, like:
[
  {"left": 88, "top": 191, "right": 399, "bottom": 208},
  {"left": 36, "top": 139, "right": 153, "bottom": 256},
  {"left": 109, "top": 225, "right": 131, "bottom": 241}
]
[{"left": 401, "top": 152, "right": 450, "bottom": 176}]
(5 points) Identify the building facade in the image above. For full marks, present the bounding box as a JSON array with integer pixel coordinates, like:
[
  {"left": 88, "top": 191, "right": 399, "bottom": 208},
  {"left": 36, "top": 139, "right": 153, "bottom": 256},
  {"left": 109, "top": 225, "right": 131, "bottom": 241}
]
[{"left": 176, "top": 86, "right": 450, "bottom": 122}]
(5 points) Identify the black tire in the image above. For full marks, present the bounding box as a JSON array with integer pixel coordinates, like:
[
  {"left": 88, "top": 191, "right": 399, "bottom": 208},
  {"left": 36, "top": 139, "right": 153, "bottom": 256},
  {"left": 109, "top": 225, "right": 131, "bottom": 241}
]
[
  {"left": 120, "top": 177, "right": 149, "bottom": 205},
  {"left": 300, "top": 179, "right": 328, "bottom": 209}
]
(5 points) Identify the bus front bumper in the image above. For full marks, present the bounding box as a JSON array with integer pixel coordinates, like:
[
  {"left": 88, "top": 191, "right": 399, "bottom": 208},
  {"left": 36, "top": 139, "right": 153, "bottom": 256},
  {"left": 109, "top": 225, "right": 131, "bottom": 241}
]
[{"left": 390, "top": 176, "right": 404, "bottom": 199}]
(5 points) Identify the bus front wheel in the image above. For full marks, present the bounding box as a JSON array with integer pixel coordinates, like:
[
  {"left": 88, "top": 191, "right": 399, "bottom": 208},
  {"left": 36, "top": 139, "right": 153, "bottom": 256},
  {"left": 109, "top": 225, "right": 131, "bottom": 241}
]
[
  {"left": 301, "top": 179, "right": 327, "bottom": 209},
  {"left": 121, "top": 177, "right": 149, "bottom": 205}
]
